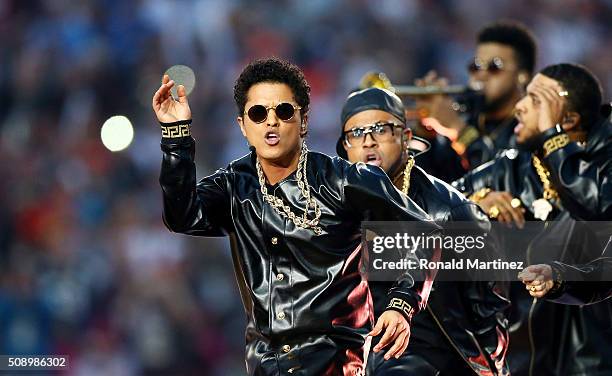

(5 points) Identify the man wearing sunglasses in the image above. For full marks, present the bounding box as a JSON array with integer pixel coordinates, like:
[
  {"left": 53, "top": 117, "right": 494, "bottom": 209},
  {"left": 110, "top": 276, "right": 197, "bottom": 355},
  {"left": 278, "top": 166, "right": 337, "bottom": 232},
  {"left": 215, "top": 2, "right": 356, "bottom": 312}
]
[
  {"left": 414, "top": 20, "right": 537, "bottom": 179},
  {"left": 153, "top": 57, "right": 441, "bottom": 375},
  {"left": 337, "top": 87, "right": 510, "bottom": 375},
  {"left": 453, "top": 63, "right": 612, "bottom": 375}
]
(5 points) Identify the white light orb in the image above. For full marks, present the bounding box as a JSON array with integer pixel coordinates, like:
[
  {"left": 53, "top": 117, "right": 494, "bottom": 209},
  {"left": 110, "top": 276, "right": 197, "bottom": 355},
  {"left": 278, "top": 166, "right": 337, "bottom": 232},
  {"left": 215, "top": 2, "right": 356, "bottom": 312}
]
[{"left": 101, "top": 115, "right": 134, "bottom": 152}]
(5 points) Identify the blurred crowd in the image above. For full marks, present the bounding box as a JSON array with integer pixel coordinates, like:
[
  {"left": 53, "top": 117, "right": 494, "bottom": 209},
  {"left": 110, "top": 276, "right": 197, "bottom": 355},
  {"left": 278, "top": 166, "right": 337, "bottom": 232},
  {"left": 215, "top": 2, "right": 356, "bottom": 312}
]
[{"left": 0, "top": 0, "right": 609, "bottom": 375}]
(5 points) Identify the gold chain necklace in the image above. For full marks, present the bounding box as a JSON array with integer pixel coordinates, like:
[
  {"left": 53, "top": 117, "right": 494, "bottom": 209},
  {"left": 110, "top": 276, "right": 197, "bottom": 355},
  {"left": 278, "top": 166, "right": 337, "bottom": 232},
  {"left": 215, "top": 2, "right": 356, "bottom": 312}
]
[
  {"left": 256, "top": 141, "right": 323, "bottom": 235},
  {"left": 401, "top": 155, "right": 415, "bottom": 195},
  {"left": 531, "top": 155, "right": 559, "bottom": 200},
  {"left": 531, "top": 155, "right": 559, "bottom": 221}
]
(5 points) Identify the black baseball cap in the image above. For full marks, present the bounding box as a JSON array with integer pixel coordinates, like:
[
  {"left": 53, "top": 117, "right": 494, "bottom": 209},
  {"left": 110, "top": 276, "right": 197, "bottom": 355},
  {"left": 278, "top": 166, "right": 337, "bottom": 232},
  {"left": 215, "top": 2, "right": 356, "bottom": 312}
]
[{"left": 337, "top": 87, "right": 406, "bottom": 159}]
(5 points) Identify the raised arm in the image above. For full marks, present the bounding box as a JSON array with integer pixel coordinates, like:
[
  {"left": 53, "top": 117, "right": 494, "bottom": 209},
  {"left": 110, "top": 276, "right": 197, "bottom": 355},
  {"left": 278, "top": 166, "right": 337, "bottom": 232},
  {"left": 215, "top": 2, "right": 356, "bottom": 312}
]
[
  {"left": 154, "top": 75, "right": 230, "bottom": 236},
  {"left": 525, "top": 77, "right": 612, "bottom": 220}
]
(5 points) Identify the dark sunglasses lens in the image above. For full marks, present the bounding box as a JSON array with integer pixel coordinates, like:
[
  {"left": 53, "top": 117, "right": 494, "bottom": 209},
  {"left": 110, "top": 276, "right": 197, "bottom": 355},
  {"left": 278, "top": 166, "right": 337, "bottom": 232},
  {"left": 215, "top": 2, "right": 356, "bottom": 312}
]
[
  {"left": 275, "top": 103, "right": 295, "bottom": 121},
  {"left": 467, "top": 62, "right": 479, "bottom": 73},
  {"left": 488, "top": 61, "right": 503, "bottom": 73},
  {"left": 247, "top": 105, "right": 268, "bottom": 123}
]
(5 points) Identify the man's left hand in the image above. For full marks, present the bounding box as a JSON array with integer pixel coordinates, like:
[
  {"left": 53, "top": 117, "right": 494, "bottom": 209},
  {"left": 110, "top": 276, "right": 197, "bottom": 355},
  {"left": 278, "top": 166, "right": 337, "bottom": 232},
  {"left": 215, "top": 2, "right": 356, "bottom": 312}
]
[{"left": 369, "top": 310, "right": 411, "bottom": 360}]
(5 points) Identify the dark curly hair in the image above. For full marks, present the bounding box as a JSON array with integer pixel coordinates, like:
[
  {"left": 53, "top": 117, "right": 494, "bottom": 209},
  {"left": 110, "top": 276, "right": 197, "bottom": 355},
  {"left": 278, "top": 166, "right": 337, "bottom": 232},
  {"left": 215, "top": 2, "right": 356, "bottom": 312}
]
[
  {"left": 540, "top": 63, "right": 603, "bottom": 130},
  {"left": 477, "top": 20, "right": 537, "bottom": 75},
  {"left": 233, "top": 57, "right": 310, "bottom": 117}
]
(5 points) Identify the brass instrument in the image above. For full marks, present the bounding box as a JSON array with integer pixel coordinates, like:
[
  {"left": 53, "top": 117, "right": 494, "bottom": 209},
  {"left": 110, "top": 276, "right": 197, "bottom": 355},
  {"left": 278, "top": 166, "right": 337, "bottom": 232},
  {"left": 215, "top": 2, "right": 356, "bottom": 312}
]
[
  {"left": 359, "top": 71, "right": 480, "bottom": 96},
  {"left": 359, "top": 71, "right": 485, "bottom": 128}
]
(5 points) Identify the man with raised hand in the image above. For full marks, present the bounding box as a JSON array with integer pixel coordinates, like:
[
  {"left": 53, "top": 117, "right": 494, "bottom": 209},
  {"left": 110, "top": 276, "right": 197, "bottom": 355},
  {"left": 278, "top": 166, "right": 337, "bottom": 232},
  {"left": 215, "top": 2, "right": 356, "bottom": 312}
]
[
  {"left": 414, "top": 20, "right": 537, "bottom": 181},
  {"left": 453, "top": 63, "right": 612, "bottom": 375},
  {"left": 153, "top": 57, "right": 440, "bottom": 375}
]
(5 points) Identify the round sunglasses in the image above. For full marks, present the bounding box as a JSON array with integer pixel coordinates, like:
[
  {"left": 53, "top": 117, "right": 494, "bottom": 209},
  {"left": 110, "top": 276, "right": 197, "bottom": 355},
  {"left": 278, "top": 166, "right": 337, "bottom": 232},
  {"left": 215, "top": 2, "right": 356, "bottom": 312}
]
[
  {"left": 467, "top": 57, "right": 505, "bottom": 74},
  {"left": 246, "top": 103, "right": 302, "bottom": 123}
]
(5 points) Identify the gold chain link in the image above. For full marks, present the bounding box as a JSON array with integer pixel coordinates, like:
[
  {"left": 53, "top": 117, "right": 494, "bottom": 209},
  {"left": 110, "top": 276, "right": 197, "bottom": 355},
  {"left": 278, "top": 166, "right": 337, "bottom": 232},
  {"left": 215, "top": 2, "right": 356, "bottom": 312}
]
[
  {"left": 532, "top": 155, "right": 559, "bottom": 201},
  {"left": 401, "top": 155, "right": 415, "bottom": 195},
  {"left": 256, "top": 141, "right": 323, "bottom": 235}
]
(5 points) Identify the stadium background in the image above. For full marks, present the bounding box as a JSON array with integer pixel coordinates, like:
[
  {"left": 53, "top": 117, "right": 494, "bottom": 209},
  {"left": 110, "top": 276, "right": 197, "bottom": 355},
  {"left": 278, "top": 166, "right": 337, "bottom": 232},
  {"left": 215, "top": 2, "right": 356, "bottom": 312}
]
[{"left": 0, "top": 0, "right": 610, "bottom": 374}]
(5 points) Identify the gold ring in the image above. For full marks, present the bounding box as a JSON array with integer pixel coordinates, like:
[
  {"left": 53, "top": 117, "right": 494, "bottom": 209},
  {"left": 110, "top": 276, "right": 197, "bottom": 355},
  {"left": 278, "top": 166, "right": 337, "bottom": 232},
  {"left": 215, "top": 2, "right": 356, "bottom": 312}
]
[
  {"left": 530, "top": 285, "right": 537, "bottom": 292},
  {"left": 511, "top": 198, "right": 522, "bottom": 208},
  {"left": 488, "top": 206, "right": 500, "bottom": 219}
]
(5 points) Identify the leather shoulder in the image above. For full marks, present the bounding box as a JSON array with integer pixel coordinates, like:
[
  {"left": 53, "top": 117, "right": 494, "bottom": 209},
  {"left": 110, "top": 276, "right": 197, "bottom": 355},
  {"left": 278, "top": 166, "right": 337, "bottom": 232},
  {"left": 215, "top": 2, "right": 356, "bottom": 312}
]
[
  {"left": 412, "top": 166, "right": 489, "bottom": 224},
  {"left": 226, "top": 152, "right": 255, "bottom": 174}
]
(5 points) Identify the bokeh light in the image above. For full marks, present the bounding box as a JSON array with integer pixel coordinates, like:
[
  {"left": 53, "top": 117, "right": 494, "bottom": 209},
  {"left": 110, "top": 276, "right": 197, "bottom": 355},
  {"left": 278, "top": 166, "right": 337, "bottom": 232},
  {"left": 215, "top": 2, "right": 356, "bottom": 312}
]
[{"left": 100, "top": 115, "right": 134, "bottom": 152}]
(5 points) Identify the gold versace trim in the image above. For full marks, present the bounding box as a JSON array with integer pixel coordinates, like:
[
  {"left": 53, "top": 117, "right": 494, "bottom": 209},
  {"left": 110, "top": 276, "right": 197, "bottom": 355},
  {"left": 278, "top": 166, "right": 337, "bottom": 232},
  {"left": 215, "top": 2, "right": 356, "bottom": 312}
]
[
  {"left": 387, "top": 297, "right": 415, "bottom": 317},
  {"left": 161, "top": 123, "right": 191, "bottom": 138},
  {"left": 543, "top": 133, "right": 570, "bottom": 157}
]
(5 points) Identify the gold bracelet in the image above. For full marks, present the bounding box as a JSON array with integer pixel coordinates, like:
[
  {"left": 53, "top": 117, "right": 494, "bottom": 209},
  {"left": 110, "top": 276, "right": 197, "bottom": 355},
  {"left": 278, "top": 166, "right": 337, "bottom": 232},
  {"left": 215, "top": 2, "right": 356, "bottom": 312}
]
[
  {"left": 456, "top": 126, "right": 480, "bottom": 147},
  {"left": 452, "top": 126, "right": 480, "bottom": 155}
]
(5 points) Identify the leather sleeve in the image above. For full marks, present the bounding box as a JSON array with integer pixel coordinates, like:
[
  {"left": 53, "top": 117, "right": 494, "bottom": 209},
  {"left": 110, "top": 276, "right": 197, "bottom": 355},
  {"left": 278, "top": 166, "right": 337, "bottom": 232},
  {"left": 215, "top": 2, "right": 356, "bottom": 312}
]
[
  {"left": 543, "top": 132, "right": 612, "bottom": 220},
  {"left": 159, "top": 136, "right": 231, "bottom": 236},
  {"left": 546, "top": 257, "right": 612, "bottom": 305},
  {"left": 342, "top": 162, "right": 441, "bottom": 321},
  {"left": 464, "top": 133, "right": 497, "bottom": 169},
  {"left": 452, "top": 157, "right": 501, "bottom": 195},
  {"left": 449, "top": 203, "right": 511, "bottom": 335}
]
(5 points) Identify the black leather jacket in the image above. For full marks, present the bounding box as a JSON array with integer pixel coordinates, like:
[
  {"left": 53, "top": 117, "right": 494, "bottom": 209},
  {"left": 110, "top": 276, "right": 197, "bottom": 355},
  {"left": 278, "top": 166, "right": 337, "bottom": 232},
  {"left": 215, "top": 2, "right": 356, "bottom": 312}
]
[
  {"left": 415, "top": 117, "right": 517, "bottom": 183},
  {"left": 452, "top": 119, "right": 612, "bottom": 376},
  {"left": 159, "top": 136, "right": 440, "bottom": 375},
  {"left": 547, "top": 238, "right": 612, "bottom": 306},
  {"left": 465, "top": 117, "right": 518, "bottom": 170},
  {"left": 544, "top": 121, "right": 612, "bottom": 220},
  {"left": 548, "top": 258, "right": 612, "bottom": 306},
  {"left": 453, "top": 120, "right": 612, "bottom": 222},
  {"left": 370, "top": 166, "right": 510, "bottom": 375}
]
